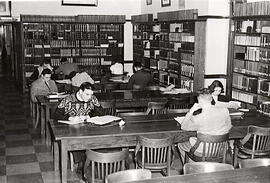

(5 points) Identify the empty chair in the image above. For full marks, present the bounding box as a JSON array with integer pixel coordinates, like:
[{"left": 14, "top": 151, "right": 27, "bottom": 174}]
[
  {"left": 146, "top": 101, "right": 167, "bottom": 115},
  {"left": 84, "top": 148, "right": 129, "bottom": 183},
  {"left": 105, "top": 169, "right": 152, "bottom": 183},
  {"left": 135, "top": 135, "right": 174, "bottom": 176},
  {"left": 167, "top": 97, "right": 191, "bottom": 109},
  {"left": 239, "top": 158, "right": 270, "bottom": 168},
  {"left": 184, "top": 133, "right": 229, "bottom": 163},
  {"left": 102, "top": 83, "right": 120, "bottom": 93},
  {"left": 234, "top": 125, "right": 270, "bottom": 168},
  {"left": 183, "top": 162, "right": 234, "bottom": 174},
  {"left": 99, "top": 100, "right": 116, "bottom": 115}
]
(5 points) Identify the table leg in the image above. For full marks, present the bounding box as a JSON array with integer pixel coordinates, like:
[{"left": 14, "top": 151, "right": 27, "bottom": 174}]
[
  {"left": 44, "top": 105, "right": 50, "bottom": 136},
  {"left": 46, "top": 121, "right": 51, "bottom": 146},
  {"left": 61, "top": 141, "right": 68, "bottom": 183},
  {"left": 54, "top": 141, "right": 59, "bottom": 171}
]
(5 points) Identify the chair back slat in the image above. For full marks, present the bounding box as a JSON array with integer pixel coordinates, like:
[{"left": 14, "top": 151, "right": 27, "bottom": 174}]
[
  {"left": 84, "top": 148, "right": 129, "bottom": 182},
  {"left": 187, "top": 133, "right": 229, "bottom": 163},
  {"left": 135, "top": 135, "right": 174, "bottom": 176},
  {"left": 100, "top": 100, "right": 116, "bottom": 116},
  {"left": 146, "top": 101, "right": 167, "bottom": 115}
]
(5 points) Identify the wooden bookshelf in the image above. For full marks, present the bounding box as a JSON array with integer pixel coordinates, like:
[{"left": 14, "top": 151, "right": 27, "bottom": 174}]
[
  {"left": 131, "top": 10, "right": 206, "bottom": 92},
  {"left": 231, "top": 1, "right": 270, "bottom": 110},
  {"left": 14, "top": 14, "right": 125, "bottom": 92}
]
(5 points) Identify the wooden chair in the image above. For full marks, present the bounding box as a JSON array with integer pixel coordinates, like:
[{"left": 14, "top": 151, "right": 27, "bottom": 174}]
[
  {"left": 99, "top": 100, "right": 116, "bottom": 116},
  {"left": 167, "top": 97, "right": 191, "bottom": 109},
  {"left": 239, "top": 158, "right": 270, "bottom": 168},
  {"left": 183, "top": 162, "right": 234, "bottom": 174},
  {"left": 30, "top": 99, "right": 40, "bottom": 129},
  {"left": 233, "top": 125, "right": 270, "bottom": 167},
  {"left": 84, "top": 148, "right": 129, "bottom": 183},
  {"left": 134, "top": 135, "right": 174, "bottom": 176},
  {"left": 146, "top": 101, "right": 167, "bottom": 115},
  {"left": 105, "top": 169, "right": 152, "bottom": 183},
  {"left": 184, "top": 133, "right": 229, "bottom": 163},
  {"left": 102, "top": 83, "right": 120, "bottom": 93}
]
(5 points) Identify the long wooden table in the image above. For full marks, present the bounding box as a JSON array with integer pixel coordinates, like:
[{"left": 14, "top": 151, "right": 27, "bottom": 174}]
[
  {"left": 36, "top": 90, "right": 192, "bottom": 136},
  {"left": 125, "top": 166, "right": 270, "bottom": 183},
  {"left": 49, "top": 111, "right": 270, "bottom": 183}
]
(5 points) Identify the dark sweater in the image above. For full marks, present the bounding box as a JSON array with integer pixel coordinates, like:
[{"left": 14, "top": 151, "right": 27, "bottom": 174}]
[{"left": 54, "top": 93, "right": 103, "bottom": 120}]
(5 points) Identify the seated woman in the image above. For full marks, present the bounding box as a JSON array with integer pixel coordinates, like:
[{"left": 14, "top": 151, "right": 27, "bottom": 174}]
[
  {"left": 208, "top": 80, "right": 240, "bottom": 109},
  {"left": 30, "top": 59, "right": 54, "bottom": 82}
]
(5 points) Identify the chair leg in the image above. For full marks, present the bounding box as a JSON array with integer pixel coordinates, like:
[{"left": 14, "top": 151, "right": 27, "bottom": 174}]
[
  {"left": 70, "top": 152, "right": 74, "bottom": 172},
  {"left": 34, "top": 104, "right": 40, "bottom": 129},
  {"left": 233, "top": 146, "right": 239, "bottom": 168}
]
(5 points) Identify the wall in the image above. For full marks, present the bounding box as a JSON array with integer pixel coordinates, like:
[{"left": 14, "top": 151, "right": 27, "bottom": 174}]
[
  {"left": 10, "top": 0, "right": 141, "bottom": 61},
  {"left": 141, "top": 0, "right": 230, "bottom": 17}
]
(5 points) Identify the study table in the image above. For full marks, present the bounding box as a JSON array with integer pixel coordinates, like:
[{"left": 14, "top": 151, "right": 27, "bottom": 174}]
[
  {"left": 125, "top": 166, "right": 270, "bottom": 183},
  {"left": 49, "top": 111, "right": 270, "bottom": 183},
  {"left": 36, "top": 90, "right": 192, "bottom": 136}
]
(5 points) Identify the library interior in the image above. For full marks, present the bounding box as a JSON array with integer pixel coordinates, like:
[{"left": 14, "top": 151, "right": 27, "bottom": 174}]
[{"left": 0, "top": 0, "right": 270, "bottom": 183}]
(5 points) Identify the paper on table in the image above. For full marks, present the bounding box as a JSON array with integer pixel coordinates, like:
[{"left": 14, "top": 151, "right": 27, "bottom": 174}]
[
  {"left": 58, "top": 120, "right": 84, "bottom": 125},
  {"left": 174, "top": 116, "right": 185, "bottom": 124},
  {"left": 55, "top": 79, "right": 72, "bottom": 84},
  {"left": 230, "top": 112, "right": 244, "bottom": 116},
  {"left": 163, "top": 88, "right": 191, "bottom": 94},
  {"left": 86, "top": 115, "right": 122, "bottom": 125}
]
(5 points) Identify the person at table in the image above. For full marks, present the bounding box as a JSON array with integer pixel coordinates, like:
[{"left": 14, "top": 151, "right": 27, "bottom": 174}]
[
  {"left": 127, "top": 62, "right": 154, "bottom": 90},
  {"left": 68, "top": 71, "right": 95, "bottom": 92},
  {"left": 30, "top": 58, "right": 54, "bottom": 81},
  {"left": 209, "top": 80, "right": 240, "bottom": 109},
  {"left": 30, "top": 68, "right": 58, "bottom": 103},
  {"left": 53, "top": 82, "right": 103, "bottom": 173},
  {"left": 54, "top": 57, "right": 79, "bottom": 79},
  {"left": 177, "top": 88, "right": 232, "bottom": 163},
  {"left": 110, "top": 62, "right": 124, "bottom": 75},
  {"left": 54, "top": 81, "right": 103, "bottom": 120}
]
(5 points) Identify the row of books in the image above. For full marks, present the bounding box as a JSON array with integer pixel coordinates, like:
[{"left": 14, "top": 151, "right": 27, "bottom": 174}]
[
  {"left": 100, "top": 25, "right": 121, "bottom": 32},
  {"left": 81, "top": 48, "right": 107, "bottom": 56},
  {"left": 142, "top": 32, "right": 160, "bottom": 40},
  {"left": 232, "top": 90, "right": 256, "bottom": 104},
  {"left": 181, "top": 65, "right": 194, "bottom": 78},
  {"left": 157, "top": 9, "right": 198, "bottom": 22},
  {"left": 234, "top": 1, "right": 270, "bottom": 17},
  {"left": 258, "top": 79, "right": 270, "bottom": 96},
  {"left": 234, "top": 35, "right": 261, "bottom": 46},
  {"left": 131, "top": 14, "right": 153, "bottom": 24},
  {"left": 181, "top": 53, "right": 194, "bottom": 65},
  {"left": 233, "top": 73, "right": 258, "bottom": 93},
  {"left": 50, "top": 40, "right": 80, "bottom": 48},
  {"left": 180, "top": 77, "right": 193, "bottom": 92},
  {"left": 258, "top": 101, "right": 270, "bottom": 116}
]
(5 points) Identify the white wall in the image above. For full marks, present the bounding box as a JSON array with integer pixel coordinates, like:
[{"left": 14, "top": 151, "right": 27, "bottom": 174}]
[
  {"left": 11, "top": 0, "right": 141, "bottom": 61},
  {"left": 204, "top": 19, "right": 230, "bottom": 75},
  {"left": 141, "top": 0, "right": 230, "bottom": 17}
]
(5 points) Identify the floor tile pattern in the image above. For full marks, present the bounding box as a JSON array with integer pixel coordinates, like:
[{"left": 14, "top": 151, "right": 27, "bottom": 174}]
[{"left": 0, "top": 78, "right": 182, "bottom": 183}]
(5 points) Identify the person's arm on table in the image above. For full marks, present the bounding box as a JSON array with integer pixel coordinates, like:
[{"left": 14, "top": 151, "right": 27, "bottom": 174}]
[{"left": 180, "top": 103, "right": 201, "bottom": 131}]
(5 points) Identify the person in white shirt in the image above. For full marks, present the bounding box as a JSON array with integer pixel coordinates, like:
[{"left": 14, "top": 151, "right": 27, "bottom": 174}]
[{"left": 178, "top": 88, "right": 232, "bottom": 163}]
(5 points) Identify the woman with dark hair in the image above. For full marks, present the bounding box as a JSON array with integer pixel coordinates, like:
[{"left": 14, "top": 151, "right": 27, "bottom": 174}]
[
  {"left": 30, "top": 59, "right": 54, "bottom": 81},
  {"left": 208, "top": 80, "right": 240, "bottom": 109}
]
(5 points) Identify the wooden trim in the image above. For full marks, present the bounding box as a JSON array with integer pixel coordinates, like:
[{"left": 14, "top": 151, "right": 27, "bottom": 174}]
[{"left": 203, "top": 74, "right": 227, "bottom": 79}]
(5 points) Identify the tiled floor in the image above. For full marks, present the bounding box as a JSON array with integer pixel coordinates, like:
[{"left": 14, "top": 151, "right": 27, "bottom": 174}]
[{"left": 0, "top": 78, "right": 182, "bottom": 183}]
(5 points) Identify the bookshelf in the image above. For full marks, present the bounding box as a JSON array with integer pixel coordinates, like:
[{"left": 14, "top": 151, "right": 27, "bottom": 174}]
[
  {"left": 131, "top": 10, "right": 206, "bottom": 92},
  {"left": 131, "top": 14, "right": 160, "bottom": 82},
  {"left": 15, "top": 14, "right": 125, "bottom": 92},
  {"left": 231, "top": 1, "right": 270, "bottom": 110}
]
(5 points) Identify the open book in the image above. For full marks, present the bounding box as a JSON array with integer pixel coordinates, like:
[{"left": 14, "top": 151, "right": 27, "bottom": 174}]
[{"left": 86, "top": 115, "right": 122, "bottom": 125}]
